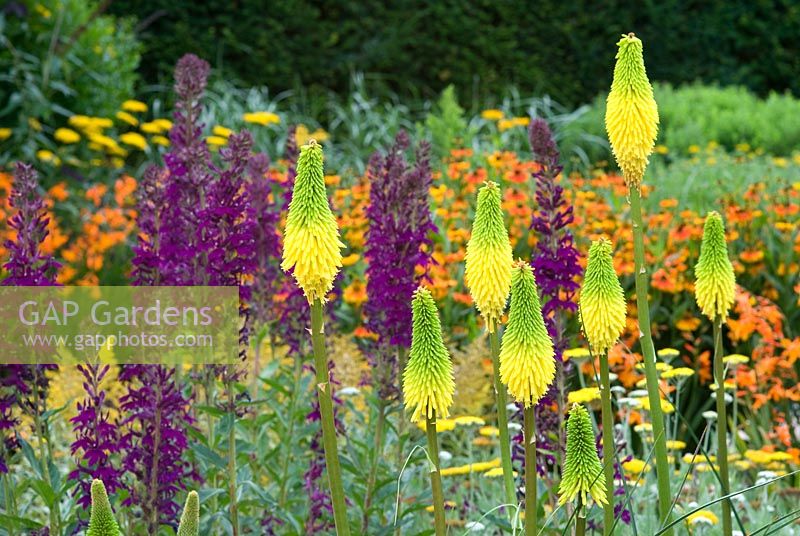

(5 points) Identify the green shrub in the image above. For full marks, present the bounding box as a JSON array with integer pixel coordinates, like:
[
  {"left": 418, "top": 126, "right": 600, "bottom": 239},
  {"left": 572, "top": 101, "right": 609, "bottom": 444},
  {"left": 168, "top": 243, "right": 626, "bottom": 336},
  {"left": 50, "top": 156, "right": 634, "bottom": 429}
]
[
  {"left": 0, "top": 0, "right": 141, "bottom": 165},
  {"left": 110, "top": 0, "right": 800, "bottom": 107}
]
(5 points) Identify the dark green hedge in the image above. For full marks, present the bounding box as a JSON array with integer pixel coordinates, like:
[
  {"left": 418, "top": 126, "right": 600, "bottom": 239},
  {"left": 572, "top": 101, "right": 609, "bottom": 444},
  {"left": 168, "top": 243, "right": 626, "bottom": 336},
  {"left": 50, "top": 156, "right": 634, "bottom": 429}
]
[{"left": 111, "top": 0, "right": 800, "bottom": 106}]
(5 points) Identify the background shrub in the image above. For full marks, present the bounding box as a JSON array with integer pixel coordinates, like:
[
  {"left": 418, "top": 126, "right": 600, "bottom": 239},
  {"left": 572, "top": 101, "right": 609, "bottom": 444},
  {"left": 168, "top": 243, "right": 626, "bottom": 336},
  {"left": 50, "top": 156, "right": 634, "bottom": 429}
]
[{"left": 110, "top": 0, "right": 800, "bottom": 107}]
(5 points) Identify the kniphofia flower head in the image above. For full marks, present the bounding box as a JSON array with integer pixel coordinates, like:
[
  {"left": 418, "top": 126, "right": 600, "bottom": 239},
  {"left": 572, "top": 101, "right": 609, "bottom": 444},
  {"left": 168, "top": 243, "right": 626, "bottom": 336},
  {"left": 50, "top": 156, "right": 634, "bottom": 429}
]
[
  {"left": 499, "top": 261, "right": 555, "bottom": 407},
  {"left": 558, "top": 404, "right": 608, "bottom": 506},
  {"left": 694, "top": 211, "right": 736, "bottom": 321},
  {"left": 579, "top": 238, "right": 626, "bottom": 354},
  {"left": 281, "top": 140, "right": 344, "bottom": 302},
  {"left": 605, "top": 33, "right": 659, "bottom": 189},
  {"left": 403, "top": 287, "right": 455, "bottom": 422},
  {"left": 87, "top": 479, "right": 122, "bottom": 536},
  {"left": 177, "top": 491, "right": 199, "bottom": 536},
  {"left": 465, "top": 181, "right": 513, "bottom": 331}
]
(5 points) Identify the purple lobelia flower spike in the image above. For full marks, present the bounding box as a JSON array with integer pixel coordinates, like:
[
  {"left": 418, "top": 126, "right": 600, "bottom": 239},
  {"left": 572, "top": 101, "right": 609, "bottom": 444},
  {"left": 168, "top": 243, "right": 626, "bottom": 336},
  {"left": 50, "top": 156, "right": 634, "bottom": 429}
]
[
  {"left": 0, "top": 163, "right": 59, "bottom": 474},
  {"left": 69, "top": 364, "right": 124, "bottom": 510},
  {"left": 364, "top": 131, "right": 436, "bottom": 399}
]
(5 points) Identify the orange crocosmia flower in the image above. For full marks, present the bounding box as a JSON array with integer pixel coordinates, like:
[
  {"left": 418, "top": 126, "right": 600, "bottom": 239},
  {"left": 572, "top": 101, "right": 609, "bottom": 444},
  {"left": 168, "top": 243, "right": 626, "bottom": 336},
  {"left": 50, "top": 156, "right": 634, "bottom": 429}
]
[
  {"left": 675, "top": 317, "right": 701, "bottom": 331},
  {"left": 341, "top": 253, "right": 360, "bottom": 266},
  {"left": 696, "top": 350, "right": 712, "bottom": 384},
  {"left": 114, "top": 175, "right": 137, "bottom": 206},
  {"left": 343, "top": 279, "right": 367, "bottom": 307},
  {"left": 450, "top": 148, "right": 473, "bottom": 159},
  {"left": 85, "top": 184, "right": 107, "bottom": 206},
  {"left": 465, "top": 168, "right": 487, "bottom": 185},
  {"left": 452, "top": 292, "right": 473, "bottom": 306},
  {"left": 740, "top": 250, "right": 765, "bottom": 264},
  {"left": 324, "top": 174, "right": 341, "bottom": 186},
  {"left": 659, "top": 198, "right": 679, "bottom": 209},
  {"left": 504, "top": 167, "right": 527, "bottom": 184},
  {"left": 48, "top": 182, "right": 69, "bottom": 202},
  {"left": 353, "top": 326, "right": 379, "bottom": 340}
]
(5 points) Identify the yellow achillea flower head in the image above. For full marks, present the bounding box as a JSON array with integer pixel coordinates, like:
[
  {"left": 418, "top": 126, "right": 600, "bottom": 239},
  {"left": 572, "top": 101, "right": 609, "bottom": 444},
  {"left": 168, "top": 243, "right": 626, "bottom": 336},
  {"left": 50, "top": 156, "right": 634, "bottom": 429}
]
[
  {"left": 87, "top": 479, "right": 122, "bottom": 536},
  {"left": 403, "top": 287, "right": 455, "bottom": 422},
  {"left": 558, "top": 404, "right": 608, "bottom": 506},
  {"left": 694, "top": 211, "right": 736, "bottom": 321},
  {"left": 499, "top": 261, "right": 555, "bottom": 407},
  {"left": 579, "top": 238, "right": 626, "bottom": 354},
  {"left": 281, "top": 140, "right": 344, "bottom": 302},
  {"left": 465, "top": 181, "right": 513, "bottom": 331},
  {"left": 605, "top": 33, "right": 659, "bottom": 189}
]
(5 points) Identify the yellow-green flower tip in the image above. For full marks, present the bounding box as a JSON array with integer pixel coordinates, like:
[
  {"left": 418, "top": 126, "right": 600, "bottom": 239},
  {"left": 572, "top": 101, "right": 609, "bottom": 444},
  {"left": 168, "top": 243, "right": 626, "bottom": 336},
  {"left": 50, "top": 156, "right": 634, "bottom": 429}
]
[
  {"left": 87, "top": 479, "right": 122, "bottom": 536},
  {"left": 558, "top": 404, "right": 608, "bottom": 506},
  {"left": 281, "top": 140, "right": 344, "bottom": 302},
  {"left": 579, "top": 238, "right": 626, "bottom": 354},
  {"left": 465, "top": 181, "right": 513, "bottom": 331},
  {"left": 177, "top": 491, "right": 199, "bottom": 536},
  {"left": 403, "top": 286, "right": 455, "bottom": 423},
  {"left": 499, "top": 261, "right": 555, "bottom": 407},
  {"left": 605, "top": 33, "right": 659, "bottom": 189},
  {"left": 694, "top": 211, "right": 736, "bottom": 321}
]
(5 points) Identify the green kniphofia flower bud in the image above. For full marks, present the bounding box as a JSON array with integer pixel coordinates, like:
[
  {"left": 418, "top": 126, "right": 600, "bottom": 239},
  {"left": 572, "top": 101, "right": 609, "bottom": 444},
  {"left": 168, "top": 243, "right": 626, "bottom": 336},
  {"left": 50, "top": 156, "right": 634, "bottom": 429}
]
[
  {"left": 177, "top": 491, "right": 199, "bottom": 536},
  {"left": 499, "top": 261, "right": 555, "bottom": 407},
  {"left": 403, "top": 286, "right": 455, "bottom": 422},
  {"left": 605, "top": 33, "right": 659, "bottom": 189},
  {"left": 281, "top": 140, "right": 344, "bottom": 302},
  {"left": 579, "top": 238, "right": 627, "bottom": 354},
  {"left": 558, "top": 404, "right": 608, "bottom": 506},
  {"left": 465, "top": 181, "right": 513, "bottom": 332},
  {"left": 694, "top": 211, "right": 736, "bottom": 321},
  {"left": 87, "top": 479, "right": 122, "bottom": 536}
]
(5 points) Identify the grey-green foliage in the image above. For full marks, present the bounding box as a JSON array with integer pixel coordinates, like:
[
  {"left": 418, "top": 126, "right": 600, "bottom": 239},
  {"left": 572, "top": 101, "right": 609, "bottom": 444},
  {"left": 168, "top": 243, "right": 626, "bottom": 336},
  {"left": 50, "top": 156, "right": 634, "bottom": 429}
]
[{"left": 177, "top": 491, "right": 199, "bottom": 536}]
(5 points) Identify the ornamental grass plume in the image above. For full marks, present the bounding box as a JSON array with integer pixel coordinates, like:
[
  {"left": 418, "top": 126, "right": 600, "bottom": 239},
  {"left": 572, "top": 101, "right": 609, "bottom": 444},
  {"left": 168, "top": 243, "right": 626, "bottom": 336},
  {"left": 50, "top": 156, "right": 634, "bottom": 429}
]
[
  {"left": 281, "top": 139, "right": 344, "bottom": 302},
  {"left": 695, "top": 212, "right": 736, "bottom": 321},
  {"left": 403, "top": 287, "right": 455, "bottom": 423},
  {"left": 465, "top": 181, "right": 513, "bottom": 331},
  {"left": 499, "top": 261, "right": 555, "bottom": 408},
  {"left": 579, "top": 238, "right": 626, "bottom": 355},
  {"left": 578, "top": 237, "right": 626, "bottom": 534},
  {"left": 605, "top": 33, "right": 659, "bottom": 189},
  {"left": 558, "top": 404, "right": 607, "bottom": 508},
  {"left": 87, "top": 479, "right": 122, "bottom": 536},
  {"left": 695, "top": 211, "right": 736, "bottom": 536},
  {"left": 177, "top": 491, "right": 199, "bottom": 536}
]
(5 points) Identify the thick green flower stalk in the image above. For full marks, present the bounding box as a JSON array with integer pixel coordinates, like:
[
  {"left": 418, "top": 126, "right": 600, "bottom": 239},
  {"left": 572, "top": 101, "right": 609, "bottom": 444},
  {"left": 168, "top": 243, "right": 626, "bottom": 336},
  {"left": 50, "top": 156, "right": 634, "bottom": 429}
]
[
  {"left": 87, "top": 480, "right": 122, "bottom": 536},
  {"left": 464, "top": 181, "right": 517, "bottom": 516},
  {"left": 465, "top": 181, "right": 513, "bottom": 331},
  {"left": 281, "top": 139, "right": 344, "bottom": 302},
  {"left": 282, "top": 140, "right": 350, "bottom": 535},
  {"left": 605, "top": 33, "right": 659, "bottom": 190},
  {"left": 579, "top": 237, "right": 626, "bottom": 535},
  {"left": 403, "top": 286, "right": 454, "bottom": 536},
  {"left": 177, "top": 491, "right": 199, "bottom": 536},
  {"left": 695, "top": 211, "right": 736, "bottom": 536},
  {"left": 605, "top": 32, "right": 672, "bottom": 535},
  {"left": 499, "top": 261, "right": 554, "bottom": 534},
  {"left": 500, "top": 261, "right": 555, "bottom": 407}
]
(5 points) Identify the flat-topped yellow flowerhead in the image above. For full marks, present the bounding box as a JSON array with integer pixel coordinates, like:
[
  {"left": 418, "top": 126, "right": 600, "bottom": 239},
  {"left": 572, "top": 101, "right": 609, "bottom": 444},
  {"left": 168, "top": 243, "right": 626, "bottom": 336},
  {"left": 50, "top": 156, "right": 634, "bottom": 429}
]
[
  {"left": 499, "top": 261, "right": 555, "bottom": 407},
  {"left": 579, "top": 238, "right": 627, "bottom": 354},
  {"left": 694, "top": 211, "right": 736, "bottom": 321},
  {"left": 465, "top": 181, "right": 513, "bottom": 332},
  {"left": 605, "top": 33, "right": 659, "bottom": 189},
  {"left": 403, "top": 287, "right": 455, "bottom": 423},
  {"left": 281, "top": 140, "right": 344, "bottom": 302},
  {"left": 558, "top": 404, "right": 608, "bottom": 506}
]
